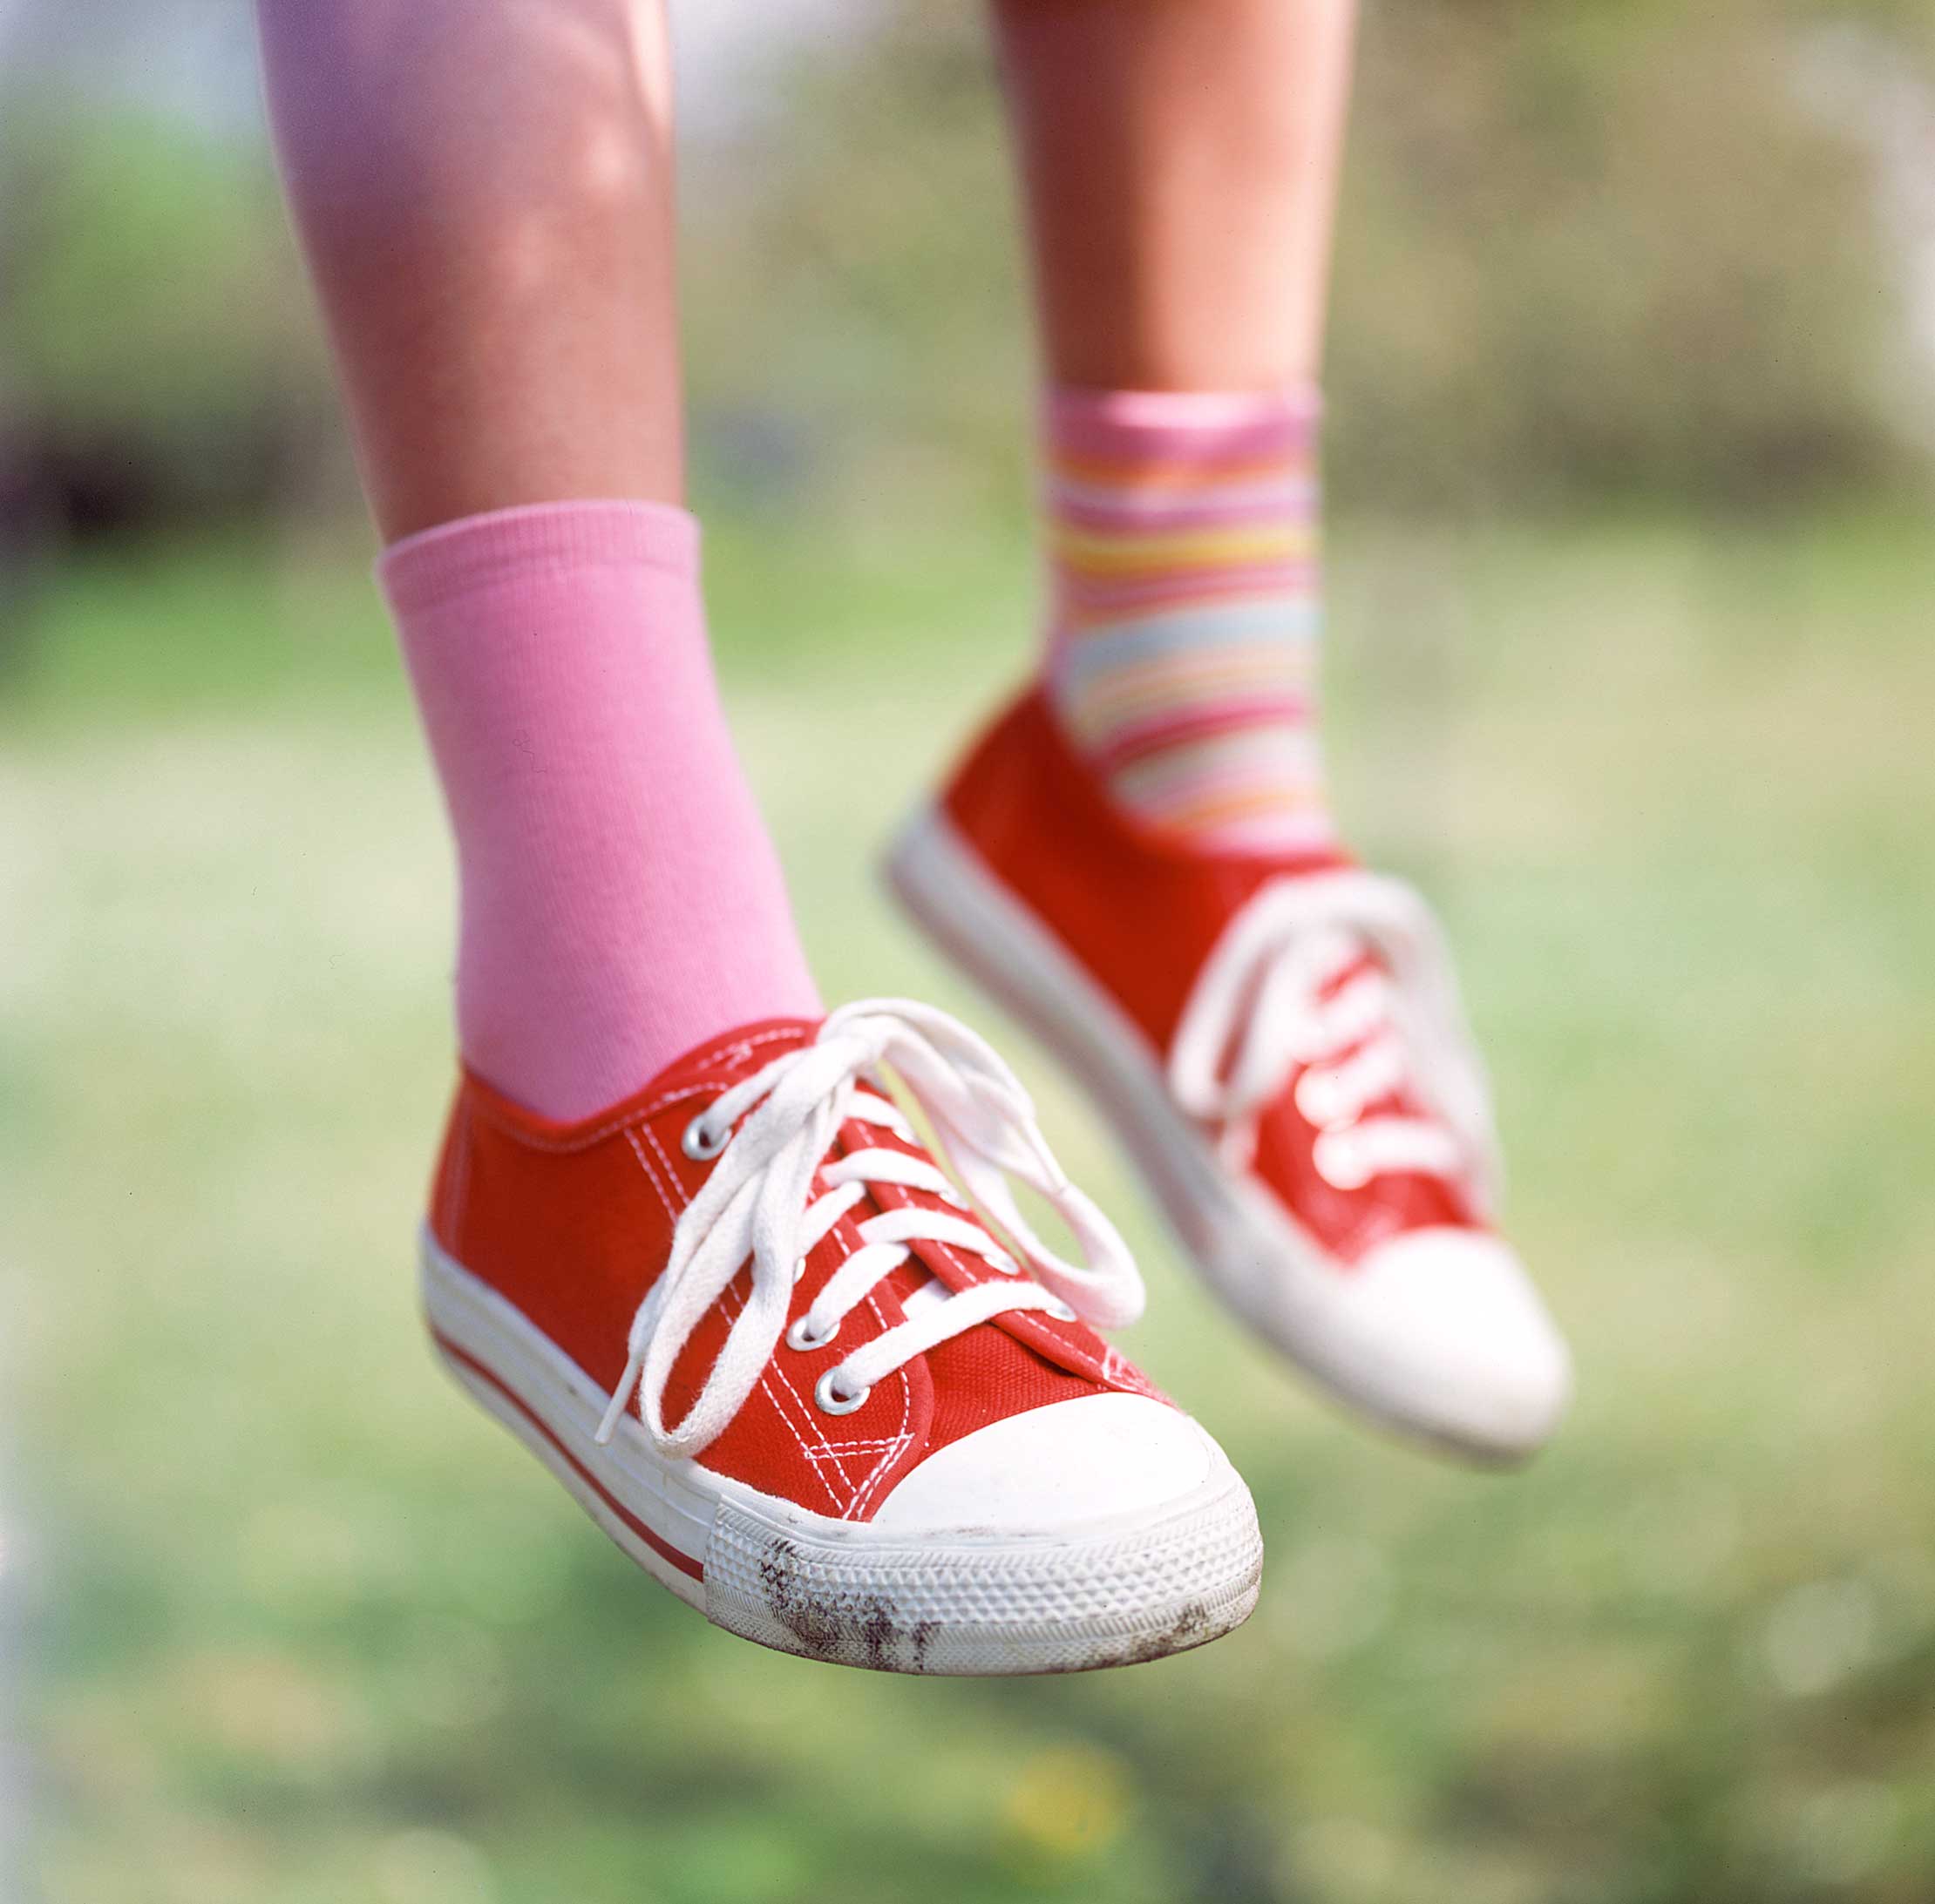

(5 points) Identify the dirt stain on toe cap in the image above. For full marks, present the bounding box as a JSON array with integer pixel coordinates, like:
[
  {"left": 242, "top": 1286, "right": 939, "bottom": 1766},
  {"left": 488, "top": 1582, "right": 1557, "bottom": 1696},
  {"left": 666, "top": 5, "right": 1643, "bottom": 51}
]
[
  {"left": 755, "top": 1539, "right": 845, "bottom": 1658},
  {"left": 754, "top": 1540, "right": 943, "bottom": 1673}
]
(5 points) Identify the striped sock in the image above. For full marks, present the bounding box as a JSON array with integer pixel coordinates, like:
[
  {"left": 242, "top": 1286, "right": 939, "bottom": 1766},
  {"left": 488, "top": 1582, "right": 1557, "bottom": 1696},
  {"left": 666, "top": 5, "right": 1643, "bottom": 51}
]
[{"left": 1040, "top": 384, "right": 1334, "bottom": 857}]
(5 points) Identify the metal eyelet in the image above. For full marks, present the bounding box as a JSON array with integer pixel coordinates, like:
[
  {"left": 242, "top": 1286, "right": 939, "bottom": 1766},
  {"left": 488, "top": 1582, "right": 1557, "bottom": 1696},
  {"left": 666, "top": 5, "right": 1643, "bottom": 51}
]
[
  {"left": 814, "top": 1370, "right": 869, "bottom": 1415},
  {"left": 786, "top": 1314, "right": 838, "bottom": 1352},
  {"left": 681, "top": 1113, "right": 729, "bottom": 1162},
  {"left": 791, "top": 1255, "right": 808, "bottom": 1285},
  {"left": 1043, "top": 1298, "right": 1078, "bottom": 1323}
]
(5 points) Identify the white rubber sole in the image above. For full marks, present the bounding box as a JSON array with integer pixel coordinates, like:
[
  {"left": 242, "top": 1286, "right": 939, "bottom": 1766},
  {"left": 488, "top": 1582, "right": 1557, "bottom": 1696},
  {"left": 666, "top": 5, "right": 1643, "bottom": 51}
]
[
  {"left": 883, "top": 804, "right": 1564, "bottom": 1463},
  {"left": 421, "top": 1230, "right": 1263, "bottom": 1675}
]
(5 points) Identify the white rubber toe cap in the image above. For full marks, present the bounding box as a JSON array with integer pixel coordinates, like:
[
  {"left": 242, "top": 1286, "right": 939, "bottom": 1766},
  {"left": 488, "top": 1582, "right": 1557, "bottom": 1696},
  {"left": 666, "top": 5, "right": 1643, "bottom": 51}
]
[
  {"left": 871, "top": 1392, "right": 1223, "bottom": 1534},
  {"left": 1338, "top": 1227, "right": 1572, "bottom": 1460}
]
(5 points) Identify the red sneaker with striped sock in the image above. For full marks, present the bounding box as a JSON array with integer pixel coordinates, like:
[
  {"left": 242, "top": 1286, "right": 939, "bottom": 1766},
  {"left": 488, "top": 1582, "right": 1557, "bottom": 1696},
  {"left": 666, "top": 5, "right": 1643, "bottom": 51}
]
[
  {"left": 421, "top": 999, "right": 1262, "bottom": 1673},
  {"left": 886, "top": 693, "right": 1571, "bottom": 1462}
]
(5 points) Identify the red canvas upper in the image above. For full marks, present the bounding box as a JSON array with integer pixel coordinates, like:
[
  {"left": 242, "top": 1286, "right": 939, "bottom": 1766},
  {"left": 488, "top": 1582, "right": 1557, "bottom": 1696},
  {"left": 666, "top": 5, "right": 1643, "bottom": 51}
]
[
  {"left": 938, "top": 689, "right": 1483, "bottom": 1266},
  {"left": 427, "top": 1018, "right": 1165, "bottom": 1522}
]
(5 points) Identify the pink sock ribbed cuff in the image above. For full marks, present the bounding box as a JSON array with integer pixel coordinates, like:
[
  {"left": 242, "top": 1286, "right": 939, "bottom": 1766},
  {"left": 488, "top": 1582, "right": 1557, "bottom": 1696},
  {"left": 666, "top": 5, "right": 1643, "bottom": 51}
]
[{"left": 380, "top": 498, "right": 701, "bottom": 613}]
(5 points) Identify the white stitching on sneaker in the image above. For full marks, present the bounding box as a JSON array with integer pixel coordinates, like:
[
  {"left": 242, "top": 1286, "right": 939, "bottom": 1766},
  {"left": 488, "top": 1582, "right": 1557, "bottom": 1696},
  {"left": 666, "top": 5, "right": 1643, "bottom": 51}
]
[
  {"left": 846, "top": 1429, "right": 916, "bottom": 1519},
  {"left": 633, "top": 1082, "right": 939, "bottom": 1512},
  {"left": 595, "top": 999, "right": 1145, "bottom": 1459},
  {"left": 626, "top": 1123, "right": 857, "bottom": 1506},
  {"left": 845, "top": 1286, "right": 913, "bottom": 1516}
]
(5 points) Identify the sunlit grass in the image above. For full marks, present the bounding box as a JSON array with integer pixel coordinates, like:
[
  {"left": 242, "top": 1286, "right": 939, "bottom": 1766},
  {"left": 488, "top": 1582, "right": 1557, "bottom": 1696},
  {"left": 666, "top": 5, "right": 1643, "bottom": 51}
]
[{"left": 5, "top": 509, "right": 1934, "bottom": 1902}]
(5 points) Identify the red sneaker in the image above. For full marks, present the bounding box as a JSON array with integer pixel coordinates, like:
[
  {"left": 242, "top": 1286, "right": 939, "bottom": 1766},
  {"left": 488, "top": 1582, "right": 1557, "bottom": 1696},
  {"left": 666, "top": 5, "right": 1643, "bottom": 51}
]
[
  {"left": 420, "top": 999, "right": 1262, "bottom": 1673},
  {"left": 886, "top": 691, "right": 1571, "bottom": 1462}
]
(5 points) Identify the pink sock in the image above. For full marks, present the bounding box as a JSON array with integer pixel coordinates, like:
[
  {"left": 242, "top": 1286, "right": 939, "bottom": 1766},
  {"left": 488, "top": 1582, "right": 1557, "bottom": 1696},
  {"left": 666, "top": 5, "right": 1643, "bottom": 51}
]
[{"left": 381, "top": 500, "right": 820, "bottom": 1119}]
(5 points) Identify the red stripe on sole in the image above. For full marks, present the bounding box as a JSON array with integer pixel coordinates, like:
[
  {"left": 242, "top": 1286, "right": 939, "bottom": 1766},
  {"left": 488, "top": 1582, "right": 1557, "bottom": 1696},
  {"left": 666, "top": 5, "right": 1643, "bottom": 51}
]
[{"left": 430, "top": 1327, "right": 706, "bottom": 1582}]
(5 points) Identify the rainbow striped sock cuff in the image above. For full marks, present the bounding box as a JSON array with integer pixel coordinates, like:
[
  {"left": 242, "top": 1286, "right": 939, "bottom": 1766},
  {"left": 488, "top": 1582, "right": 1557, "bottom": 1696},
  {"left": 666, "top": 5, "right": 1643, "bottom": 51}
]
[{"left": 1041, "top": 383, "right": 1334, "bottom": 857}]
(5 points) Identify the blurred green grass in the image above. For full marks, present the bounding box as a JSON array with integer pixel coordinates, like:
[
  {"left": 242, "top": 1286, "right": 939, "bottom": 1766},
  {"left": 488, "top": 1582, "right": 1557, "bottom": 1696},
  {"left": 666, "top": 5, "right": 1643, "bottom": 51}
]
[{"left": 5, "top": 508, "right": 1935, "bottom": 1903}]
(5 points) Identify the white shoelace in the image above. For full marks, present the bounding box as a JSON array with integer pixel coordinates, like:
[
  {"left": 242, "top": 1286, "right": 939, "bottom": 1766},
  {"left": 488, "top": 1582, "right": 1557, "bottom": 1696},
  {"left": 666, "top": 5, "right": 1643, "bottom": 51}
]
[
  {"left": 595, "top": 999, "right": 1145, "bottom": 1460},
  {"left": 1167, "top": 871, "right": 1501, "bottom": 1205}
]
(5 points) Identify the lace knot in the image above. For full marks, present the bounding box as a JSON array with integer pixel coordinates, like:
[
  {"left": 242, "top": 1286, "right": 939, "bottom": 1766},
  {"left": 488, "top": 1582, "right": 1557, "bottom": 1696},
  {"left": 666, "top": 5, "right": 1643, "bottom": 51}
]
[
  {"left": 1167, "top": 871, "right": 1501, "bottom": 1203},
  {"left": 594, "top": 1000, "right": 1144, "bottom": 1458}
]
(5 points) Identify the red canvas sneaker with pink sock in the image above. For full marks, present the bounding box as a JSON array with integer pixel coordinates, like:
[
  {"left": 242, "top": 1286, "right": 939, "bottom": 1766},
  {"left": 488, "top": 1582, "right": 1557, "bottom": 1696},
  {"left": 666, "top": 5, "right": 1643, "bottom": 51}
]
[
  {"left": 421, "top": 1000, "right": 1263, "bottom": 1674},
  {"left": 886, "top": 690, "right": 1571, "bottom": 1463}
]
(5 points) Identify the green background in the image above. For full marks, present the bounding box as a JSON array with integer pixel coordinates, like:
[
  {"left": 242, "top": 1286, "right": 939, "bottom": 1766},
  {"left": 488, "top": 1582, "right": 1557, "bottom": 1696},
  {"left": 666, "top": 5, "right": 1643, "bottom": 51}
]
[{"left": 4, "top": 3, "right": 1935, "bottom": 1900}]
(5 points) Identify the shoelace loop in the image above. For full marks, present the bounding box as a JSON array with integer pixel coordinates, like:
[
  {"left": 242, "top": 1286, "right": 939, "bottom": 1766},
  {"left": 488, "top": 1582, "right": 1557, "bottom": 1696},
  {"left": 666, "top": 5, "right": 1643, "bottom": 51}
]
[
  {"left": 595, "top": 999, "right": 1144, "bottom": 1459},
  {"left": 1167, "top": 871, "right": 1501, "bottom": 1203}
]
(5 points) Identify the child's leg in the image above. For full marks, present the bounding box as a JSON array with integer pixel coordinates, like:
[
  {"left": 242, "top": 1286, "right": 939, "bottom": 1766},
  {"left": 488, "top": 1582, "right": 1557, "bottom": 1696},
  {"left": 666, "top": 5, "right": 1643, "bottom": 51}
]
[
  {"left": 258, "top": 0, "right": 817, "bottom": 1117},
  {"left": 991, "top": 0, "right": 1354, "bottom": 392},
  {"left": 254, "top": 3, "right": 1270, "bottom": 1663},
  {"left": 259, "top": 0, "right": 685, "bottom": 539},
  {"left": 885, "top": 2, "right": 1569, "bottom": 1460},
  {"left": 990, "top": 0, "right": 1355, "bottom": 853}
]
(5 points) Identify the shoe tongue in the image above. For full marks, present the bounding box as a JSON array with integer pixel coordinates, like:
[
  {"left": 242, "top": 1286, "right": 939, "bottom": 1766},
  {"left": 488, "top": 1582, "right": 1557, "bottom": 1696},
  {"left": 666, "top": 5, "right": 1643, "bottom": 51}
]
[
  {"left": 669, "top": 1025, "right": 1087, "bottom": 1363},
  {"left": 823, "top": 1103, "right": 979, "bottom": 1306},
  {"left": 818, "top": 1080, "right": 1120, "bottom": 1399}
]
